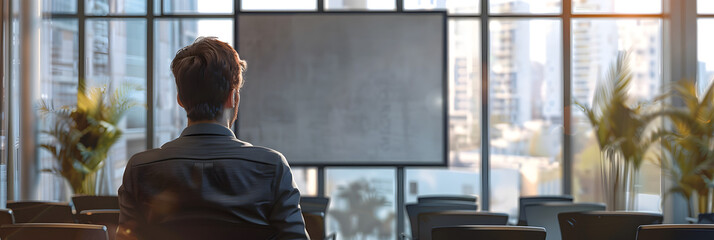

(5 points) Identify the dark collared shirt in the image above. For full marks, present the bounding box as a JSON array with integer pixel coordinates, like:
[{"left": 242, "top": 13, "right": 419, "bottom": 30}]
[{"left": 118, "top": 123, "right": 308, "bottom": 239}]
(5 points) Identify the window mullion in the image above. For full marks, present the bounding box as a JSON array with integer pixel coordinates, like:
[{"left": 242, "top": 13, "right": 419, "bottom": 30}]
[
  {"left": 662, "top": 0, "right": 697, "bottom": 224},
  {"left": 562, "top": 0, "right": 573, "bottom": 197},
  {"left": 147, "top": 0, "right": 155, "bottom": 150},
  {"left": 480, "top": 0, "right": 491, "bottom": 211}
]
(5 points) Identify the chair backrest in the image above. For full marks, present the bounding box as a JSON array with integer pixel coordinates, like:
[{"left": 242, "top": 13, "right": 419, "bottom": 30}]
[
  {"left": 76, "top": 210, "right": 119, "bottom": 240},
  {"left": 303, "top": 212, "right": 325, "bottom": 240},
  {"left": 0, "top": 209, "right": 15, "bottom": 226},
  {"left": 71, "top": 196, "right": 119, "bottom": 213},
  {"left": 406, "top": 203, "right": 478, "bottom": 238},
  {"left": 7, "top": 201, "right": 74, "bottom": 223},
  {"left": 137, "top": 219, "right": 277, "bottom": 240},
  {"left": 524, "top": 202, "right": 606, "bottom": 240},
  {"left": 637, "top": 224, "right": 714, "bottom": 240},
  {"left": 418, "top": 211, "right": 508, "bottom": 240},
  {"left": 698, "top": 213, "right": 714, "bottom": 224},
  {"left": 0, "top": 223, "right": 108, "bottom": 240},
  {"left": 300, "top": 197, "right": 330, "bottom": 214},
  {"left": 518, "top": 195, "right": 573, "bottom": 225},
  {"left": 432, "top": 225, "right": 546, "bottom": 240},
  {"left": 418, "top": 195, "right": 478, "bottom": 206},
  {"left": 558, "top": 211, "right": 663, "bottom": 240}
]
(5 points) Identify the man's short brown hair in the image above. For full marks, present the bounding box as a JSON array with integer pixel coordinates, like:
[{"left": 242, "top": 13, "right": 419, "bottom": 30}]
[{"left": 171, "top": 37, "right": 247, "bottom": 121}]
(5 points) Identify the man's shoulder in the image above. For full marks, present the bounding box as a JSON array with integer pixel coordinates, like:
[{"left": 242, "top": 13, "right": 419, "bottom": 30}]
[
  {"left": 126, "top": 139, "right": 288, "bottom": 167},
  {"left": 233, "top": 143, "right": 288, "bottom": 165}
]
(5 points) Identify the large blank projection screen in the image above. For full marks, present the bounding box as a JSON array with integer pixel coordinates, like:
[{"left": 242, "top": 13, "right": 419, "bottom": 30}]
[{"left": 237, "top": 13, "right": 446, "bottom": 166}]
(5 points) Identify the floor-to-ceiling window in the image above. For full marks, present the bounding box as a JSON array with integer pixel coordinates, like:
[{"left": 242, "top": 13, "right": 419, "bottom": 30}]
[
  {"left": 5, "top": 0, "right": 673, "bottom": 239},
  {"left": 16, "top": 0, "right": 235, "bottom": 199},
  {"left": 698, "top": 0, "right": 714, "bottom": 90},
  {"left": 570, "top": 0, "right": 663, "bottom": 211}
]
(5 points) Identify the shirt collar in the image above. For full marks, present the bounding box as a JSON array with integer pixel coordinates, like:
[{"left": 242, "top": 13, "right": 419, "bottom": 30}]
[{"left": 180, "top": 123, "right": 236, "bottom": 137}]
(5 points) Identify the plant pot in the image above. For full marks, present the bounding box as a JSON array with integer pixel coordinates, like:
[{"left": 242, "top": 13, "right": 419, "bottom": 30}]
[
  {"left": 601, "top": 149, "right": 637, "bottom": 211},
  {"left": 69, "top": 171, "right": 98, "bottom": 196},
  {"left": 690, "top": 187, "right": 714, "bottom": 217}
]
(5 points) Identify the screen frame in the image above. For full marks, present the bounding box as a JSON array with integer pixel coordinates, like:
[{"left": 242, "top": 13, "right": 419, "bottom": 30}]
[{"left": 234, "top": 11, "right": 449, "bottom": 167}]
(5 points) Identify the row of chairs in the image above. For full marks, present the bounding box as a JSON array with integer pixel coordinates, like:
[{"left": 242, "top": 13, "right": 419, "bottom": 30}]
[
  {"left": 4, "top": 196, "right": 119, "bottom": 224},
  {"left": 0, "top": 196, "right": 333, "bottom": 240},
  {"left": 406, "top": 195, "right": 714, "bottom": 240},
  {"left": 3, "top": 195, "right": 712, "bottom": 239},
  {"left": 0, "top": 197, "right": 121, "bottom": 240},
  {"left": 430, "top": 224, "right": 714, "bottom": 240}
]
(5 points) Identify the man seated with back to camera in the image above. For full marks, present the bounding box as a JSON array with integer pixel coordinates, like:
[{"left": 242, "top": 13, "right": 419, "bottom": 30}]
[{"left": 117, "top": 37, "right": 309, "bottom": 240}]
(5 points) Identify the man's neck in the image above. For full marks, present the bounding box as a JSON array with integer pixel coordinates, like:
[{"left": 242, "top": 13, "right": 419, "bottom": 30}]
[{"left": 187, "top": 119, "right": 230, "bottom": 129}]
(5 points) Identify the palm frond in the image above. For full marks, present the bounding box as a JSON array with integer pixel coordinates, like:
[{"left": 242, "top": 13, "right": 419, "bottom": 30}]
[
  {"left": 39, "top": 83, "right": 138, "bottom": 195},
  {"left": 657, "top": 79, "right": 714, "bottom": 213},
  {"left": 577, "top": 51, "right": 663, "bottom": 169}
]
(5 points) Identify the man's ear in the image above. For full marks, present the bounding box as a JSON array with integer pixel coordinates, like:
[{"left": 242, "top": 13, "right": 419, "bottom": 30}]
[
  {"left": 235, "top": 90, "right": 240, "bottom": 108},
  {"left": 224, "top": 89, "right": 239, "bottom": 108},
  {"left": 177, "top": 94, "right": 185, "bottom": 108}
]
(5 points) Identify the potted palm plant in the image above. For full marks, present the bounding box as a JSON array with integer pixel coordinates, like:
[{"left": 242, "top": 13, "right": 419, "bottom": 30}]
[
  {"left": 39, "top": 84, "right": 138, "bottom": 195},
  {"left": 575, "top": 52, "right": 665, "bottom": 210},
  {"left": 659, "top": 80, "right": 714, "bottom": 216}
]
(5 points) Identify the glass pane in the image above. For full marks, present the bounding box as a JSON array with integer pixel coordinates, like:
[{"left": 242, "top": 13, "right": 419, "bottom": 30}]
[
  {"left": 326, "top": 168, "right": 396, "bottom": 240},
  {"left": 86, "top": 0, "right": 147, "bottom": 15},
  {"left": 241, "top": 0, "right": 317, "bottom": 11},
  {"left": 163, "top": 0, "right": 233, "bottom": 14},
  {"left": 292, "top": 167, "right": 318, "bottom": 196},
  {"left": 700, "top": 0, "right": 714, "bottom": 14},
  {"left": 326, "top": 0, "right": 395, "bottom": 10},
  {"left": 405, "top": 20, "right": 482, "bottom": 199},
  {"left": 154, "top": 19, "right": 233, "bottom": 147},
  {"left": 406, "top": 169, "right": 480, "bottom": 203},
  {"left": 573, "top": 0, "right": 662, "bottom": 14},
  {"left": 403, "top": 18, "right": 482, "bottom": 233},
  {"left": 86, "top": 19, "right": 148, "bottom": 192},
  {"left": 489, "top": 19, "right": 563, "bottom": 222},
  {"left": 571, "top": 19, "right": 662, "bottom": 211},
  {"left": 37, "top": 19, "right": 80, "bottom": 200},
  {"left": 9, "top": 1, "right": 20, "bottom": 199},
  {"left": 698, "top": 19, "right": 714, "bottom": 91},
  {"left": 404, "top": 0, "right": 480, "bottom": 14},
  {"left": 490, "top": 0, "right": 561, "bottom": 14},
  {"left": 0, "top": 17, "right": 7, "bottom": 168},
  {"left": 449, "top": 19, "right": 482, "bottom": 166},
  {"left": 43, "top": 0, "right": 77, "bottom": 13}
]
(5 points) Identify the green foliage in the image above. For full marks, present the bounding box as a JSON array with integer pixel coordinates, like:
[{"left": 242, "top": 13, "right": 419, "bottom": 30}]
[
  {"left": 39, "top": 84, "right": 138, "bottom": 195},
  {"left": 574, "top": 52, "right": 663, "bottom": 169},
  {"left": 329, "top": 179, "right": 393, "bottom": 239},
  {"left": 659, "top": 80, "right": 714, "bottom": 213}
]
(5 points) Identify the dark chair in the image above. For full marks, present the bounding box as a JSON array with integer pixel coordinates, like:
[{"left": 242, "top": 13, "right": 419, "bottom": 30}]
[
  {"left": 0, "top": 223, "right": 108, "bottom": 240},
  {"left": 7, "top": 201, "right": 75, "bottom": 223},
  {"left": 137, "top": 219, "right": 277, "bottom": 240},
  {"left": 518, "top": 195, "right": 573, "bottom": 225},
  {"left": 405, "top": 203, "right": 478, "bottom": 239},
  {"left": 636, "top": 224, "right": 714, "bottom": 240},
  {"left": 300, "top": 197, "right": 329, "bottom": 214},
  {"left": 303, "top": 212, "right": 335, "bottom": 240},
  {"left": 418, "top": 211, "right": 508, "bottom": 240},
  {"left": 558, "top": 211, "right": 663, "bottom": 240},
  {"left": 418, "top": 195, "right": 478, "bottom": 206},
  {"left": 524, "top": 202, "right": 606, "bottom": 240},
  {"left": 76, "top": 210, "right": 119, "bottom": 240},
  {"left": 71, "top": 196, "right": 119, "bottom": 213},
  {"left": 432, "top": 226, "right": 546, "bottom": 240},
  {"left": 698, "top": 213, "right": 714, "bottom": 224},
  {"left": 0, "top": 209, "right": 15, "bottom": 226},
  {"left": 300, "top": 197, "right": 334, "bottom": 240}
]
